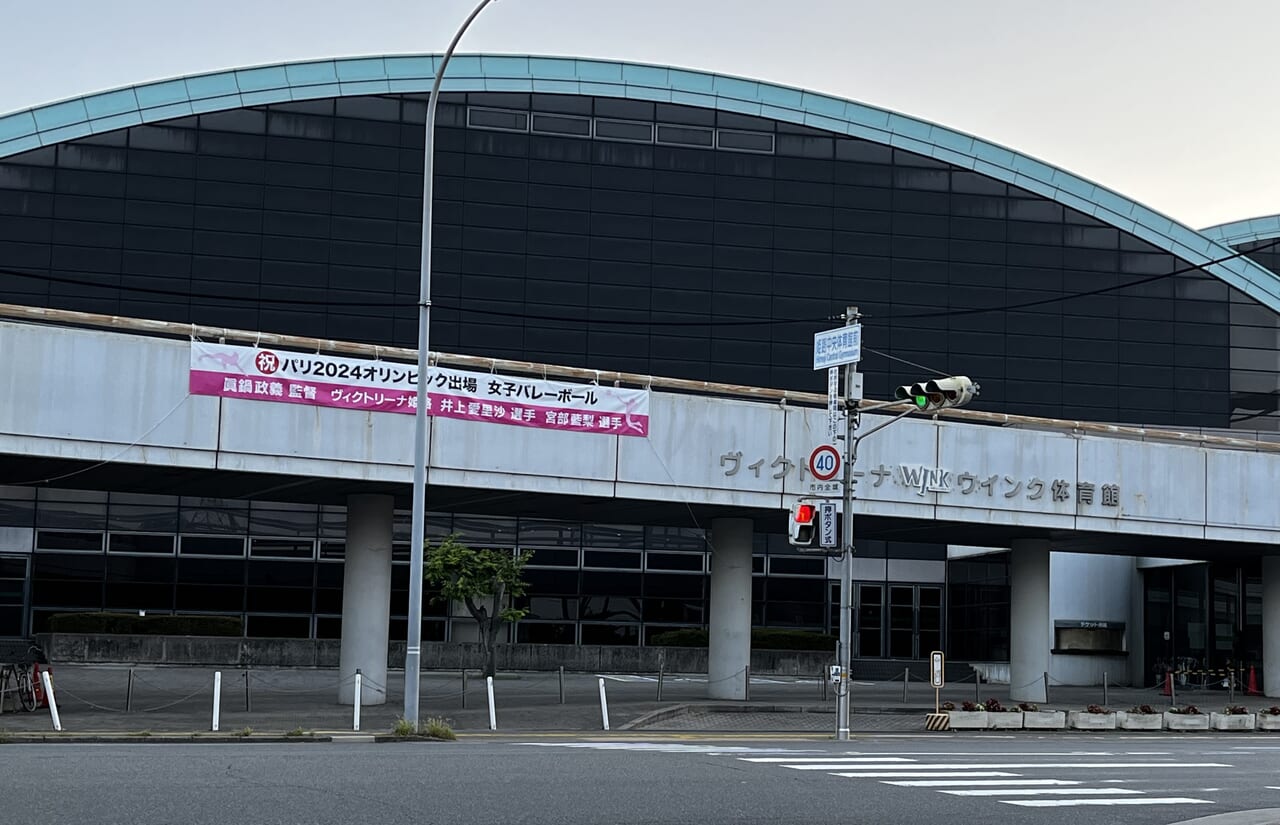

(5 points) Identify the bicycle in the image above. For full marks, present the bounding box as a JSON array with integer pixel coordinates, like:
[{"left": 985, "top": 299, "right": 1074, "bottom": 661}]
[{"left": 0, "top": 642, "right": 44, "bottom": 713}]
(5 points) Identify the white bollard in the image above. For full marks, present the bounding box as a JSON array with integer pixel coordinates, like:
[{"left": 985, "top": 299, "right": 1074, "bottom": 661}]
[
  {"left": 353, "top": 670, "right": 362, "bottom": 732},
  {"left": 598, "top": 677, "right": 610, "bottom": 731},
  {"left": 211, "top": 671, "right": 221, "bottom": 732},
  {"left": 486, "top": 675, "right": 497, "bottom": 731},
  {"left": 41, "top": 670, "right": 61, "bottom": 732}
]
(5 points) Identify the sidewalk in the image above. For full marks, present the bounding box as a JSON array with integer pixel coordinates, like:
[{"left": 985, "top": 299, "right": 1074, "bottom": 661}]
[{"left": 1, "top": 664, "right": 1274, "bottom": 737}]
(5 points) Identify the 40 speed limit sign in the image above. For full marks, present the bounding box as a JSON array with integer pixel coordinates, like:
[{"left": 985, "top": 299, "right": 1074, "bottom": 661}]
[{"left": 808, "top": 445, "right": 841, "bottom": 481}]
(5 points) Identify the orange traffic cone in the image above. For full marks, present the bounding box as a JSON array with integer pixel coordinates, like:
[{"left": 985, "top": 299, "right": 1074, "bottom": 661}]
[
  {"left": 1161, "top": 672, "right": 1172, "bottom": 696},
  {"left": 1247, "top": 666, "right": 1261, "bottom": 696}
]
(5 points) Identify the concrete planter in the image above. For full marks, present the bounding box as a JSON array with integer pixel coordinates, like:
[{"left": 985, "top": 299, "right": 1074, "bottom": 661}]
[
  {"left": 989, "top": 711, "right": 1024, "bottom": 729},
  {"left": 946, "top": 711, "right": 989, "bottom": 729},
  {"left": 1022, "top": 710, "right": 1066, "bottom": 729},
  {"left": 1164, "top": 712, "right": 1209, "bottom": 731},
  {"left": 1117, "top": 712, "right": 1163, "bottom": 731},
  {"left": 1068, "top": 711, "right": 1117, "bottom": 730},
  {"left": 1210, "top": 713, "right": 1256, "bottom": 731},
  {"left": 1258, "top": 714, "right": 1280, "bottom": 731}
]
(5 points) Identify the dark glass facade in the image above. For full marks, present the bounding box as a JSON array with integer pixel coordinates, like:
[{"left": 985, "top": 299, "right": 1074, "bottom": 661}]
[{"left": 0, "top": 91, "right": 1267, "bottom": 427}]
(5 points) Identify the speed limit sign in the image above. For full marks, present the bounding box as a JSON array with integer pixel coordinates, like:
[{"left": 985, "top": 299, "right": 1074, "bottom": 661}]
[{"left": 808, "top": 445, "right": 841, "bottom": 481}]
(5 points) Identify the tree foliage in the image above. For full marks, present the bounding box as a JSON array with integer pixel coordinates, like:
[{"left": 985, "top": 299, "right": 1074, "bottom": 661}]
[{"left": 423, "top": 534, "right": 533, "bottom": 676}]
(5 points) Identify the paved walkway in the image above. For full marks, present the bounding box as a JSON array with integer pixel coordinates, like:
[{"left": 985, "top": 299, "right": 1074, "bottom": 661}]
[{"left": 1, "top": 664, "right": 1274, "bottom": 736}]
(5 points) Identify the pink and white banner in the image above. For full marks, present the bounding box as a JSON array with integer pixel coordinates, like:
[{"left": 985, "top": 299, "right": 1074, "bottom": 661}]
[{"left": 189, "top": 341, "right": 650, "bottom": 437}]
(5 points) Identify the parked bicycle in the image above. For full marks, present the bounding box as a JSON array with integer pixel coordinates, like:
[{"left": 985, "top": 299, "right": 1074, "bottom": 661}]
[{"left": 0, "top": 641, "right": 46, "bottom": 713}]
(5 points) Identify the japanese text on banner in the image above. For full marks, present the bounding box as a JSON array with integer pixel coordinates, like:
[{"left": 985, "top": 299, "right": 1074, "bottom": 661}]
[{"left": 188, "top": 341, "right": 650, "bottom": 437}]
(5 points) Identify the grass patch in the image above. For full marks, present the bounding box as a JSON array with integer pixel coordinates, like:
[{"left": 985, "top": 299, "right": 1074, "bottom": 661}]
[
  {"left": 423, "top": 717, "right": 457, "bottom": 741},
  {"left": 285, "top": 726, "right": 308, "bottom": 738},
  {"left": 132, "top": 730, "right": 152, "bottom": 737},
  {"left": 390, "top": 717, "right": 456, "bottom": 740},
  {"left": 232, "top": 726, "right": 253, "bottom": 738}
]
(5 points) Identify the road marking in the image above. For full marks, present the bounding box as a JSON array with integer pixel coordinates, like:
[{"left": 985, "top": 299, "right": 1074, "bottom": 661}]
[
  {"left": 830, "top": 751, "right": 1120, "bottom": 756},
  {"left": 885, "top": 780, "right": 1081, "bottom": 788},
  {"left": 744, "top": 757, "right": 915, "bottom": 763},
  {"left": 1005, "top": 797, "right": 1212, "bottom": 808},
  {"left": 1265, "top": 786, "right": 1280, "bottom": 790},
  {"left": 833, "top": 771, "right": 1021, "bottom": 779},
  {"left": 944, "top": 788, "right": 1143, "bottom": 797},
  {"left": 773, "top": 762, "right": 1229, "bottom": 771}
]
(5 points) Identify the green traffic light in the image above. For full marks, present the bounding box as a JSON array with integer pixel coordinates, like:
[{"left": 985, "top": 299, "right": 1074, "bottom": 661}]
[{"left": 913, "top": 395, "right": 928, "bottom": 410}]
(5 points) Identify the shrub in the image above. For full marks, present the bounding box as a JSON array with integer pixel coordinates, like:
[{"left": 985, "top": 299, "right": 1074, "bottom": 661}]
[
  {"left": 960, "top": 701, "right": 983, "bottom": 712},
  {"left": 984, "top": 698, "right": 1006, "bottom": 713},
  {"left": 47, "top": 612, "right": 242, "bottom": 637},
  {"left": 232, "top": 726, "right": 253, "bottom": 738},
  {"left": 1169, "top": 704, "right": 1202, "bottom": 715},
  {"left": 1085, "top": 704, "right": 1109, "bottom": 714},
  {"left": 1267, "top": 706, "right": 1280, "bottom": 716},
  {"left": 940, "top": 701, "right": 955, "bottom": 711},
  {"left": 648, "top": 628, "right": 837, "bottom": 651},
  {"left": 1017, "top": 702, "right": 1039, "bottom": 712},
  {"left": 1224, "top": 705, "right": 1249, "bottom": 715},
  {"left": 285, "top": 727, "right": 307, "bottom": 737},
  {"left": 1129, "top": 704, "right": 1155, "bottom": 714},
  {"left": 423, "top": 717, "right": 457, "bottom": 741}
]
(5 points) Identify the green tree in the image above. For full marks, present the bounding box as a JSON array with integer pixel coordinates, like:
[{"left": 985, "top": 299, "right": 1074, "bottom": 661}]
[{"left": 424, "top": 534, "right": 532, "bottom": 677}]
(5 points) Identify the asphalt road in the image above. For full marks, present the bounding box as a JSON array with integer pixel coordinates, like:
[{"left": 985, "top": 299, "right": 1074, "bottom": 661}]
[{"left": 8, "top": 734, "right": 1280, "bottom": 825}]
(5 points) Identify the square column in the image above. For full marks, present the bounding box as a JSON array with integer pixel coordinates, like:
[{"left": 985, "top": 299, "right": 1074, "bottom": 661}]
[
  {"left": 338, "top": 494, "right": 394, "bottom": 706},
  {"left": 708, "top": 518, "right": 753, "bottom": 700},
  {"left": 1265, "top": 556, "right": 1280, "bottom": 699},
  {"left": 1010, "top": 539, "right": 1050, "bottom": 704}
]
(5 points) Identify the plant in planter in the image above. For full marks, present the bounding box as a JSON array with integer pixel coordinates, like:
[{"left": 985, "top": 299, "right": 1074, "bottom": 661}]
[
  {"left": 1018, "top": 702, "right": 1039, "bottom": 712},
  {"left": 1164, "top": 704, "right": 1209, "bottom": 731},
  {"left": 940, "top": 701, "right": 955, "bottom": 711},
  {"left": 948, "top": 700, "right": 990, "bottom": 729},
  {"left": 1259, "top": 706, "right": 1280, "bottom": 731},
  {"left": 1119, "top": 703, "right": 1163, "bottom": 730},
  {"left": 1068, "top": 704, "right": 1116, "bottom": 730},
  {"left": 1211, "top": 704, "right": 1256, "bottom": 731},
  {"left": 984, "top": 698, "right": 1023, "bottom": 729}
]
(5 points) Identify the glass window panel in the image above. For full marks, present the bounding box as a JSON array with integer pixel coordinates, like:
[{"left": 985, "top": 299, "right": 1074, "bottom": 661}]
[
  {"left": 523, "top": 547, "right": 578, "bottom": 567},
  {"left": 467, "top": 108, "right": 529, "bottom": 132},
  {"left": 0, "top": 494, "right": 35, "bottom": 527},
  {"left": 180, "top": 535, "right": 245, "bottom": 557},
  {"left": 584, "top": 524, "right": 645, "bottom": 549},
  {"left": 108, "top": 534, "right": 175, "bottom": 554},
  {"left": 532, "top": 113, "right": 591, "bottom": 137},
  {"left": 595, "top": 120, "right": 653, "bottom": 143},
  {"left": 452, "top": 515, "right": 517, "bottom": 547},
  {"left": 36, "top": 492, "right": 107, "bottom": 530},
  {"left": 717, "top": 130, "right": 774, "bottom": 153},
  {"left": 249, "top": 505, "right": 318, "bottom": 537},
  {"left": 518, "top": 622, "right": 576, "bottom": 644},
  {"left": 768, "top": 557, "right": 826, "bottom": 576},
  {"left": 584, "top": 550, "right": 641, "bottom": 570},
  {"left": 580, "top": 623, "right": 639, "bottom": 646},
  {"left": 656, "top": 125, "right": 713, "bottom": 147},
  {"left": 108, "top": 502, "right": 179, "bottom": 533},
  {"left": 249, "top": 538, "right": 315, "bottom": 559},
  {"left": 36, "top": 531, "right": 103, "bottom": 552},
  {"left": 580, "top": 596, "right": 641, "bottom": 622},
  {"left": 645, "top": 552, "right": 703, "bottom": 572},
  {"left": 518, "top": 519, "right": 582, "bottom": 546},
  {"left": 180, "top": 499, "right": 249, "bottom": 534}
]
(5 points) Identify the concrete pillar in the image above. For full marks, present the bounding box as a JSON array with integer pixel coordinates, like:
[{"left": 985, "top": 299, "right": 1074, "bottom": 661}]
[
  {"left": 707, "top": 518, "right": 753, "bottom": 700},
  {"left": 1009, "top": 539, "right": 1051, "bottom": 704},
  {"left": 1264, "top": 556, "right": 1280, "bottom": 699},
  {"left": 338, "top": 494, "right": 394, "bottom": 705}
]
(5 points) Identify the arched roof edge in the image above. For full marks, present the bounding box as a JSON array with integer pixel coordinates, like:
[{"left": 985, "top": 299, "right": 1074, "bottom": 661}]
[{"left": 2, "top": 53, "right": 1277, "bottom": 311}]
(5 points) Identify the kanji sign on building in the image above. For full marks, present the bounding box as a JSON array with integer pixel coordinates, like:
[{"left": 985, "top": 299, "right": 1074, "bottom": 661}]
[{"left": 189, "top": 342, "right": 650, "bottom": 437}]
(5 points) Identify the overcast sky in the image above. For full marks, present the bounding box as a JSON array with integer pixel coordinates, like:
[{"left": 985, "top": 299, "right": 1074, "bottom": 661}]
[{"left": 2, "top": 0, "right": 1276, "bottom": 230}]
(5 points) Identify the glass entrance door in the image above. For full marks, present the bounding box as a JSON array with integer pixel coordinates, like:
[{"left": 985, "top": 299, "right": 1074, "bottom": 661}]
[{"left": 0, "top": 555, "right": 30, "bottom": 638}]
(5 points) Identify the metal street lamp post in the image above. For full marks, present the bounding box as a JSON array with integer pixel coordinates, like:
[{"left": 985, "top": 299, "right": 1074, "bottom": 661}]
[{"left": 405, "top": 0, "right": 499, "bottom": 727}]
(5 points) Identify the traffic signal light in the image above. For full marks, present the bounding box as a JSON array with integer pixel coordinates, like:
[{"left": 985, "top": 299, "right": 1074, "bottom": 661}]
[
  {"left": 789, "top": 501, "right": 818, "bottom": 547},
  {"left": 894, "top": 376, "right": 978, "bottom": 412}
]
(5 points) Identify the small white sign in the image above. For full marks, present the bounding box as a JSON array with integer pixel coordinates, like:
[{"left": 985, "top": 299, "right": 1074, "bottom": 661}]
[
  {"left": 829, "top": 664, "right": 843, "bottom": 684},
  {"left": 827, "top": 367, "right": 841, "bottom": 440},
  {"left": 813, "top": 324, "right": 862, "bottom": 370},
  {"left": 818, "top": 501, "right": 838, "bottom": 548},
  {"left": 807, "top": 480, "right": 843, "bottom": 496},
  {"left": 930, "top": 650, "right": 945, "bottom": 689}
]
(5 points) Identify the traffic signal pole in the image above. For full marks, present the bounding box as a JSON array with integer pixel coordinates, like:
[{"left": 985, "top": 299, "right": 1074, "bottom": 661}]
[{"left": 837, "top": 306, "right": 860, "bottom": 742}]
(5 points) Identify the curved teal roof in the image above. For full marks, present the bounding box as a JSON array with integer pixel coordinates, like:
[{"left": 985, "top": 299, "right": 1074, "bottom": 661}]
[
  {"left": 3, "top": 53, "right": 1278, "bottom": 312},
  {"left": 1201, "top": 215, "right": 1280, "bottom": 248}
]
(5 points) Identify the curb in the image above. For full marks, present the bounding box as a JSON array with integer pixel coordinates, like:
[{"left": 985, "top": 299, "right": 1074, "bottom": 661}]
[
  {"left": 619, "top": 703, "right": 928, "bottom": 730},
  {"left": 0, "top": 734, "right": 334, "bottom": 744}
]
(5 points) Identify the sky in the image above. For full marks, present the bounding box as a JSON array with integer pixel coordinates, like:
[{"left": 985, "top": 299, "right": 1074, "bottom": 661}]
[{"left": 1, "top": 0, "right": 1277, "bottom": 230}]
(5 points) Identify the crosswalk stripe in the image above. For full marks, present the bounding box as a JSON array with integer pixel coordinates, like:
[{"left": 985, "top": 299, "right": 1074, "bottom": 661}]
[
  {"left": 832, "top": 771, "right": 1020, "bottom": 778},
  {"left": 1004, "top": 798, "right": 1212, "bottom": 808},
  {"left": 773, "top": 762, "right": 1227, "bottom": 771},
  {"left": 742, "top": 757, "right": 915, "bottom": 763},
  {"left": 886, "top": 779, "right": 1081, "bottom": 788},
  {"left": 943, "top": 788, "right": 1142, "bottom": 797}
]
